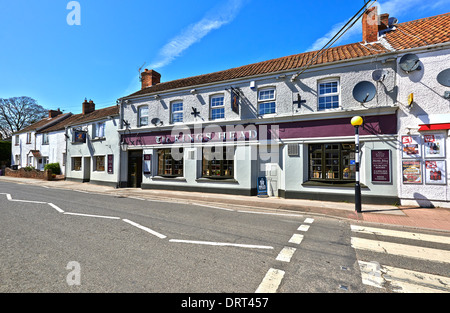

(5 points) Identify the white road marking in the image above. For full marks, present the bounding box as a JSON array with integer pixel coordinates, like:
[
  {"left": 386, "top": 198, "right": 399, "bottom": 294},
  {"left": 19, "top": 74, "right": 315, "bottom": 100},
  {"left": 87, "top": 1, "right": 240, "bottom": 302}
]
[
  {"left": 351, "top": 237, "right": 450, "bottom": 264},
  {"left": 169, "top": 239, "right": 273, "bottom": 250},
  {"left": 237, "top": 210, "right": 304, "bottom": 218},
  {"left": 358, "top": 261, "right": 450, "bottom": 293},
  {"left": 288, "top": 233, "right": 304, "bottom": 245},
  {"left": 297, "top": 224, "right": 310, "bottom": 232},
  {"left": 351, "top": 225, "right": 450, "bottom": 245},
  {"left": 276, "top": 247, "right": 297, "bottom": 262},
  {"left": 304, "top": 218, "right": 314, "bottom": 224},
  {"left": 64, "top": 212, "right": 121, "bottom": 220},
  {"left": 255, "top": 268, "right": 285, "bottom": 293},
  {"left": 122, "top": 219, "right": 167, "bottom": 239},
  {"left": 1, "top": 193, "right": 46, "bottom": 204},
  {"left": 48, "top": 203, "right": 64, "bottom": 213}
]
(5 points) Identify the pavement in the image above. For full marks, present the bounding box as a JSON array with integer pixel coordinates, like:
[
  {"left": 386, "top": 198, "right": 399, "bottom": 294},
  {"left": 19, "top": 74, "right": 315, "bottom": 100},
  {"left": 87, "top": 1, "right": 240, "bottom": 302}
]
[{"left": 1, "top": 176, "right": 450, "bottom": 233}]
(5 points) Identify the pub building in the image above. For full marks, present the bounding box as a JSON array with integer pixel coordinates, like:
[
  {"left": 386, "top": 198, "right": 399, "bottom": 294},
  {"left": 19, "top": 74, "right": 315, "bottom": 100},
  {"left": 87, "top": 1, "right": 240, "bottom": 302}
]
[{"left": 115, "top": 7, "right": 410, "bottom": 204}]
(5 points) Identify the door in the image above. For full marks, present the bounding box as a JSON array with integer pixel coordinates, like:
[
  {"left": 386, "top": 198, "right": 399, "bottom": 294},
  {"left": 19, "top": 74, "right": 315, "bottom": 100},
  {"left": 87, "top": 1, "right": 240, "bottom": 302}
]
[
  {"left": 128, "top": 150, "right": 143, "bottom": 188},
  {"left": 83, "top": 157, "right": 91, "bottom": 182},
  {"left": 259, "top": 147, "right": 280, "bottom": 197}
]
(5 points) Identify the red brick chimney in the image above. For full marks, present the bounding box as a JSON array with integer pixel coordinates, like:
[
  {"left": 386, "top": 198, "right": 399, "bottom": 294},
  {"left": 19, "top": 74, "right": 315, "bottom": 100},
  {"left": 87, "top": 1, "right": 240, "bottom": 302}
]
[
  {"left": 141, "top": 69, "right": 161, "bottom": 89},
  {"left": 48, "top": 108, "right": 62, "bottom": 118},
  {"left": 82, "top": 99, "right": 95, "bottom": 115},
  {"left": 362, "top": 6, "right": 379, "bottom": 43}
]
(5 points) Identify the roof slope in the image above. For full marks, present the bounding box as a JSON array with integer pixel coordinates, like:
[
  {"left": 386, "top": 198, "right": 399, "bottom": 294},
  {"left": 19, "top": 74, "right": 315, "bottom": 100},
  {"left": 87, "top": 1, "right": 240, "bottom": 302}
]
[
  {"left": 125, "top": 12, "right": 450, "bottom": 98},
  {"left": 14, "top": 113, "right": 72, "bottom": 134}
]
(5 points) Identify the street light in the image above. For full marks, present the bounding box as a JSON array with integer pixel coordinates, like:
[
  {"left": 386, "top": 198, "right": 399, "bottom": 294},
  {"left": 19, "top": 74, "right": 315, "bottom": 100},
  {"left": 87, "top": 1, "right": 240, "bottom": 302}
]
[{"left": 351, "top": 116, "right": 363, "bottom": 213}]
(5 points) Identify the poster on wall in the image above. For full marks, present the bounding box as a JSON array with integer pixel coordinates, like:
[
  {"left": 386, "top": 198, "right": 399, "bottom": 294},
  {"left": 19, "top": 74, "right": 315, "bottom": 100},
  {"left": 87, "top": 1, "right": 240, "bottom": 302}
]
[
  {"left": 371, "top": 150, "right": 391, "bottom": 183},
  {"left": 143, "top": 154, "right": 151, "bottom": 175},
  {"left": 402, "top": 135, "right": 421, "bottom": 158},
  {"left": 425, "top": 160, "right": 446, "bottom": 185},
  {"left": 423, "top": 134, "right": 446, "bottom": 158},
  {"left": 402, "top": 160, "right": 422, "bottom": 184},
  {"left": 107, "top": 155, "right": 114, "bottom": 174}
]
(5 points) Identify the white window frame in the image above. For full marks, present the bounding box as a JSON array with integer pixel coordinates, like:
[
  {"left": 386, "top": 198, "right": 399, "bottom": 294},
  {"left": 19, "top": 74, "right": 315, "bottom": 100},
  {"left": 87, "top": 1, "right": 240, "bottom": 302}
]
[
  {"left": 42, "top": 133, "right": 49, "bottom": 145},
  {"left": 210, "top": 94, "right": 225, "bottom": 120},
  {"left": 93, "top": 121, "right": 106, "bottom": 139},
  {"left": 318, "top": 79, "right": 340, "bottom": 111},
  {"left": 138, "top": 106, "right": 149, "bottom": 127},
  {"left": 258, "top": 87, "right": 276, "bottom": 116},
  {"left": 171, "top": 101, "right": 183, "bottom": 123},
  {"left": 26, "top": 132, "right": 32, "bottom": 144}
]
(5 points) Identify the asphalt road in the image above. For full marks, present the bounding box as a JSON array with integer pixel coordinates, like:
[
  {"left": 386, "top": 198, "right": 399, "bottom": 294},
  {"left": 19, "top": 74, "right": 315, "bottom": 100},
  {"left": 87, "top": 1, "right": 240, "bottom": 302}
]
[{"left": 0, "top": 181, "right": 449, "bottom": 295}]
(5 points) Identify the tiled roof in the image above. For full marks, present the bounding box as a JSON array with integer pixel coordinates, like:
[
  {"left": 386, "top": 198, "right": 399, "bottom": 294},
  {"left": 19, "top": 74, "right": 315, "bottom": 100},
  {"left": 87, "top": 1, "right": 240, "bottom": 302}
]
[
  {"left": 14, "top": 113, "right": 72, "bottom": 134},
  {"left": 125, "top": 12, "right": 450, "bottom": 98},
  {"left": 42, "top": 105, "right": 120, "bottom": 132}
]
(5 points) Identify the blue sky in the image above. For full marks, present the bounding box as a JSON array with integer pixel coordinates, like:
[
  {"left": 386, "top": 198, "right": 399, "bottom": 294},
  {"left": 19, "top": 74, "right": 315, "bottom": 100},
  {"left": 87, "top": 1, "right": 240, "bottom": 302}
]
[{"left": 1, "top": 0, "right": 449, "bottom": 114}]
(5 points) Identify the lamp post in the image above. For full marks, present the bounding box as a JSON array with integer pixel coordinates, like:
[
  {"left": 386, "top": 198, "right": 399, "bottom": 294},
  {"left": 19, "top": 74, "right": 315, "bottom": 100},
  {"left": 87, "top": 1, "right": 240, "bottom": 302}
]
[{"left": 351, "top": 116, "right": 363, "bottom": 213}]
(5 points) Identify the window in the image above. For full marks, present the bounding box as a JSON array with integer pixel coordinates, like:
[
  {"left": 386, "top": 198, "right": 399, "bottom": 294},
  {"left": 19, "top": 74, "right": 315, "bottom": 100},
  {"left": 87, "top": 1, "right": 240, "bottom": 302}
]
[
  {"left": 210, "top": 95, "right": 225, "bottom": 120},
  {"left": 94, "top": 156, "right": 105, "bottom": 171},
  {"left": 72, "top": 157, "right": 82, "bottom": 171},
  {"left": 42, "top": 133, "right": 49, "bottom": 145},
  {"left": 309, "top": 143, "right": 355, "bottom": 181},
  {"left": 15, "top": 155, "right": 20, "bottom": 166},
  {"left": 138, "top": 106, "right": 149, "bottom": 127},
  {"left": 202, "top": 146, "right": 234, "bottom": 179},
  {"left": 318, "top": 80, "right": 340, "bottom": 110},
  {"left": 258, "top": 88, "right": 276, "bottom": 115},
  {"left": 171, "top": 102, "right": 183, "bottom": 123},
  {"left": 94, "top": 122, "right": 105, "bottom": 138},
  {"left": 62, "top": 153, "right": 66, "bottom": 167},
  {"left": 157, "top": 148, "right": 183, "bottom": 177},
  {"left": 28, "top": 156, "right": 33, "bottom": 166},
  {"left": 26, "top": 133, "right": 32, "bottom": 144},
  {"left": 15, "top": 135, "right": 19, "bottom": 146},
  {"left": 42, "top": 157, "right": 49, "bottom": 167}
]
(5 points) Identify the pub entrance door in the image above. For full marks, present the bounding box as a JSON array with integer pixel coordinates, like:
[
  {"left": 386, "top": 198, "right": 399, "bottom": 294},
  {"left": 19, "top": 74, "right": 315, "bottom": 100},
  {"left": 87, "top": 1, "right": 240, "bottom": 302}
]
[{"left": 127, "top": 150, "right": 143, "bottom": 188}]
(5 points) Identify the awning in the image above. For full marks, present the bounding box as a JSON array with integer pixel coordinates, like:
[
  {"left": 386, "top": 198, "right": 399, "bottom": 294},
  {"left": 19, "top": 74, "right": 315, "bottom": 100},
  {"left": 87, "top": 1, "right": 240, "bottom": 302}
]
[
  {"left": 30, "top": 150, "right": 42, "bottom": 157},
  {"left": 418, "top": 123, "right": 450, "bottom": 131}
]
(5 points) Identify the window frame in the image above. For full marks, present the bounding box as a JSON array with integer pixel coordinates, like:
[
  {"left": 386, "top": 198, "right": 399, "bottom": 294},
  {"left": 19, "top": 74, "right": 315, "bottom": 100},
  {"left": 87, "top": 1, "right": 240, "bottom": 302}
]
[
  {"left": 26, "top": 132, "right": 32, "bottom": 144},
  {"left": 93, "top": 122, "right": 106, "bottom": 139},
  {"left": 94, "top": 155, "right": 105, "bottom": 171},
  {"left": 210, "top": 94, "right": 225, "bottom": 120},
  {"left": 72, "top": 157, "right": 82, "bottom": 171},
  {"left": 138, "top": 105, "right": 149, "bottom": 127},
  {"left": 308, "top": 143, "right": 356, "bottom": 182},
  {"left": 202, "top": 146, "right": 235, "bottom": 179},
  {"left": 258, "top": 87, "right": 276, "bottom": 116},
  {"left": 157, "top": 148, "right": 184, "bottom": 177},
  {"left": 317, "top": 79, "right": 340, "bottom": 111},
  {"left": 171, "top": 101, "right": 183, "bottom": 124},
  {"left": 42, "top": 133, "right": 49, "bottom": 145}
]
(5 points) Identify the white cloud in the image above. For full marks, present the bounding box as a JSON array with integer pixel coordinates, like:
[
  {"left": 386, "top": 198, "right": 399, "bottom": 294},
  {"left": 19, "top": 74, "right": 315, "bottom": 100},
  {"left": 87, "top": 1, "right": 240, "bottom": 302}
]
[{"left": 148, "top": 0, "right": 246, "bottom": 69}]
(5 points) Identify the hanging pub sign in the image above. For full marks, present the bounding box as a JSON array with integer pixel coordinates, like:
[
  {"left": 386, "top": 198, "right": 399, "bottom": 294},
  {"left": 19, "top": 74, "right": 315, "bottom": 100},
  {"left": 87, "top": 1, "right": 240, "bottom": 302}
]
[
  {"left": 143, "top": 154, "right": 151, "bottom": 175},
  {"left": 402, "top": 160, "right": 422, "bottom": 184},
  {"left": 371, "top": 150, "right": 391, "bottom": 183},
  {"left": 425, "top": 160, "right": 446, "bottom": 185},
  {"left": 401, "top": 135, "right": 421, "bottom": 158},
  {"left": 423, "top": 134, "right": 445, "bottom": 158},
  {"left": 231, "top": 87, "right": 239, "bottom": 114},
  {"left": 73, "top": 131, "right": 87, "bottom": 143}
]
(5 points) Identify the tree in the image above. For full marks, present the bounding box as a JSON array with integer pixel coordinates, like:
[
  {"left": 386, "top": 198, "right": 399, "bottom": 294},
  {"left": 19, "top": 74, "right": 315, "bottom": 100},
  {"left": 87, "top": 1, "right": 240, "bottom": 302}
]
[{"left": 0, "top": 97, "right": 48, "bottom": 138}]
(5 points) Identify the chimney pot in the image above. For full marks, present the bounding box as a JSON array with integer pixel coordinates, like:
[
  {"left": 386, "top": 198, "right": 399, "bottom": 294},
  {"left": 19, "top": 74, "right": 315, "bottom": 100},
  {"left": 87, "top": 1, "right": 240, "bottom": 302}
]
[
  {"left": 82, "top": 99, "right": 95, "bottom": 114},
  {"left": 48, "top": 109, "right": 63, "bottom": 118}
]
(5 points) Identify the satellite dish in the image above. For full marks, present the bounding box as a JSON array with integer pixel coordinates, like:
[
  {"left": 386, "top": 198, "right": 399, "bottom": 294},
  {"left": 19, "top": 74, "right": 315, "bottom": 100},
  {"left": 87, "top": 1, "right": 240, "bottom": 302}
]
[
  {"left": 353, "top": 81, "right": 376, "bottom": 103},
  {"left": 151, "top": 118, "right": 160, "bottom": 126},
  {"left": 399, "top": 53, "right": 421, "bottom": 73},
  {"left": 437, "top": 69, "right": 450, "bottom": 87},
  {"left": 388, "top": 17, "right": 398, "bottom": 26},
  {"left": 372, "top": 69, "right": 388, "bottom": 82}
]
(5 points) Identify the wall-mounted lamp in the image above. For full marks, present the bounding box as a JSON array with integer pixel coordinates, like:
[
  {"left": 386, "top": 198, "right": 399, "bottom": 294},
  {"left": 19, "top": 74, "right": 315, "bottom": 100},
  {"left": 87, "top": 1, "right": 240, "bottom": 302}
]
[
  {"left": 190, "top": 89, "right": 197, "bottom": 94},
  {"left": 154, "top": 95, "right": 161, "bottom": 100}
]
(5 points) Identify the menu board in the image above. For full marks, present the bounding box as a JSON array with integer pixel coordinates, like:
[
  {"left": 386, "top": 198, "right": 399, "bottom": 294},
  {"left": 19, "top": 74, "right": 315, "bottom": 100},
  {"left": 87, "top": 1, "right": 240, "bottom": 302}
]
[
  {"left": 402, "top": 160, "right": 422, "bottom": 184},
  {"left": 402, "top": 135, "right": 421, "bottom": 158},
  {"left": 425, "top": 160, "right": 446, "bottom": 185},
  {"left": 423, "top": 134, "right": 445, "bottom": 158},
  {"left": 371, "top": 150, "right": 391, "bottom": 183}
]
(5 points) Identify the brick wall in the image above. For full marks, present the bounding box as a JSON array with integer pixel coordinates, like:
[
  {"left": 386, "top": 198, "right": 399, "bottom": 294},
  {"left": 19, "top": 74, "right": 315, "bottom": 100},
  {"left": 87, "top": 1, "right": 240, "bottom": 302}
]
[{"left": 5, "top": 168, "right": 53, "bottom": 180}]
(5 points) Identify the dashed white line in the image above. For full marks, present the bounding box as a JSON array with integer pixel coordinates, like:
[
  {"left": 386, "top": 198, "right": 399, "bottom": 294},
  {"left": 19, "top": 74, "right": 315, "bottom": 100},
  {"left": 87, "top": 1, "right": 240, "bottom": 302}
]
[
  {"left": 122, "top": 219, "right": 167, "bottom": 239},
  {"left": 297, "top": 224, "right": 310, "bottom": 232},
  {"left": 304, "top": 218, "right": 314, "bottom": 224},
  {"left": 255, "top": 268, "right": 285, "bottom": 293},
  {"left": 64, "top": 212, "right": 121, "bottom": 220},
  {"left": 288, "top": 233, "right": 304, "bottom": 245},
  {"left": 169, "top": 239, "right": 273, "bottom": 250},
  {"left": 276, "top": 247, "right": 297, "bottom": 262}
]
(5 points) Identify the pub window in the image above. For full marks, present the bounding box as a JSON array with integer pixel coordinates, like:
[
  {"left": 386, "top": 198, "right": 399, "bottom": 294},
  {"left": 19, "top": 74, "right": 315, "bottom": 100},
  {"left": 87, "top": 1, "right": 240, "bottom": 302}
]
[
  {"left": 157, "top": 148, "right": 184, "bottom": 177},
  {"left": 258, "top": 88, "right": 276, "bottom": 115},
  {"left": 210, "top": 95, "right": 225, "bottom": 120},
  {"left": 202, "top": 146, "right": 234, "bottom": 179},
  {"left": 318, "top": 79, "right": 340, "bottom": 110},
  {"left": 138, "top": 106, "right": 149, "bottom": 127},
  {"left": 309, "top": 143, "right": 355, "bottom": 181},
  {"left": 94, "top": 156, "right": 105, "bottom": 171},
  {"left": 171, "top": 101, "right": 183, "bottom": 123},
  {"left": 72, "top": 157, "right": 82, "bottom": 171}
]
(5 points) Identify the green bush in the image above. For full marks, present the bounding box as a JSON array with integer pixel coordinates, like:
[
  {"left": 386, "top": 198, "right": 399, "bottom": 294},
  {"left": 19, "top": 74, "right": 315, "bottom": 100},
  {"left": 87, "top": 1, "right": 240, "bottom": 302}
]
[
  {"left": 44, "top": 163, "right": 61, "bottom": 175},
  {"left": 23, "top": 166, "right": 35, "bottom": 171}
]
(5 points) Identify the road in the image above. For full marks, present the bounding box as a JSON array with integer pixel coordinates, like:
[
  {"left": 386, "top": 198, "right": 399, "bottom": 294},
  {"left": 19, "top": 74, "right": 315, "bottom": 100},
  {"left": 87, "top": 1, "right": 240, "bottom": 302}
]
[{"left": 0, "top": 180, "right": 449, "bottom": 295}]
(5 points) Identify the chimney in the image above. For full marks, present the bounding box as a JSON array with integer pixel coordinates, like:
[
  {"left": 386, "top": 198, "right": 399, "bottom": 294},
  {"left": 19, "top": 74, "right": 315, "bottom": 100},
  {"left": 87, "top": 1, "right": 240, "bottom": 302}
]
[
  {"left": 379, "top": 13, "right": 390, "bottom": 31},
  {"left": 141, "top": 69, "right": 161, "bottom": 89},
  {"left": 82, "top": 99, "right": 95, "bottom": 115},
  {"left": 362, "top": 6, "right": 379, "bottom": 43},
  {"left": 48, "top": 108, "right": 62, "bottom": 118}
]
